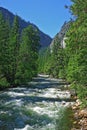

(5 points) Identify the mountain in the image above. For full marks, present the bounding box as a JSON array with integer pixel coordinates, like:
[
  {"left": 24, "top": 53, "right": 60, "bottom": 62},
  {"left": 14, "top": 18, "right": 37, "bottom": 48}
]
[
  {"left": 0, "top": 7, "right": 52, "bottom": 48},
  {"left": 50, "top": 21, "right": 71, "bottom": 49}
]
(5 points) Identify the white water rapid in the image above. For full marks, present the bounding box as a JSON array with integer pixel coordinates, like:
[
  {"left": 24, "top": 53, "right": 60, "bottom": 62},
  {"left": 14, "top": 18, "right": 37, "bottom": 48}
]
[{"left": 0, "top": 75, "right": 74, "bottom": 130}]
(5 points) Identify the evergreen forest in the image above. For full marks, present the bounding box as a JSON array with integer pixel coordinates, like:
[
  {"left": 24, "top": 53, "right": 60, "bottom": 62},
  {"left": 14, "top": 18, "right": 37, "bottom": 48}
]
[
  {"left": 0, "top": 13, "right": 40, "bottom": 88},
  {"left": 38, "top": 0, "right": 87, "bottom": 107},
  {"left": 0, "top": 0, "right": 87, "bottom": 108}
]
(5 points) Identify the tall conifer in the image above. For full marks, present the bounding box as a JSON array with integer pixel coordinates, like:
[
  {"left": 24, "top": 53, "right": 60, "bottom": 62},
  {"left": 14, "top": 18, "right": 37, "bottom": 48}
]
[
  {"left": 16, "top": 25, "right": 40, "bottom": 84},
  {"left": 65, "top": 0, "right": 87, "bottom": 106},
  {"left": 0, "top": 12, "right": 10, "bottom": 87},
  {"left": 9, "top": 15, "right": 20, "bottom": 85}
]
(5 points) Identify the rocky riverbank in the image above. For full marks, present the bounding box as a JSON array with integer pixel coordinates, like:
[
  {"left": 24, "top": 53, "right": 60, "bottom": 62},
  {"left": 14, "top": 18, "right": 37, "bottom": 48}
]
[{"left": 71, "top": 99, "right": 87, "bottom": 130}]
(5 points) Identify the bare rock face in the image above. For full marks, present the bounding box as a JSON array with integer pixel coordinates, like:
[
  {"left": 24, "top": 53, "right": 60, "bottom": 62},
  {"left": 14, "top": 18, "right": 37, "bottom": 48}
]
[{"left": 50, "top": 21, "right": 71, "bottom": 50}]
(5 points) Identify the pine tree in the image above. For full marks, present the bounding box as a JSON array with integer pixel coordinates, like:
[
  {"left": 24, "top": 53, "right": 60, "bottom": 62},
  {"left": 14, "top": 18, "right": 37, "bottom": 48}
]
[
  {"left": 50, "top": 39, "right": 66, "bottom": 78},
  {"left": 41, "top": 47, "right": 52, "bottom": 74},
  {"left": 15, "top": 25, "right": 40, "bottom": 84},
  {"left": 8, "top": 15, "right": 20, "bottom": 85},
  {"left": 65, "top": 0, "right": 87, "bottom": 106},
  {"left": 0, "top": 12, "right": 10, "bottom": 88}
]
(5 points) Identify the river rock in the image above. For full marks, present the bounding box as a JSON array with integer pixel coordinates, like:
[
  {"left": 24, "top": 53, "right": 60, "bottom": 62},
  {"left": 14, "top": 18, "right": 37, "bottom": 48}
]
[
  {"left": 71, "top": 101, "right": 87, "bottom": 130},
  {"left": 80, "top": 109, "right": 87, "bottom": 118}
]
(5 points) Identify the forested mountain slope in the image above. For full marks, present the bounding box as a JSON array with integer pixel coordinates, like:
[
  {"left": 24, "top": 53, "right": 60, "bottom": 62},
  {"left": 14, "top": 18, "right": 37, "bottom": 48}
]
[{"left": 0, "top": 7, "right": 52, "bottom": 48}]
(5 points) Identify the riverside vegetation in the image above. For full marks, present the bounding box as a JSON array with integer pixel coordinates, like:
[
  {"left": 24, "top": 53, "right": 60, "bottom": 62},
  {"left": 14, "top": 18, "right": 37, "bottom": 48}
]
[
  {"left": 0, "top": 0, "right": 87, "bottom": 129},
  {"left": 0, "top": 13, "right": 40, "bottom": 88},
  {"left": 38, "top": 0, "right": 87, "bottom": 108}
]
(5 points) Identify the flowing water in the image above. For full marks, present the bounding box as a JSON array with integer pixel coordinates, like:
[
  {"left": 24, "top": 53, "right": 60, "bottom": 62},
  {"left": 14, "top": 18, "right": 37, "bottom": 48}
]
[{"left": 0, "top": 75, "right": 74, "bottom": 130}]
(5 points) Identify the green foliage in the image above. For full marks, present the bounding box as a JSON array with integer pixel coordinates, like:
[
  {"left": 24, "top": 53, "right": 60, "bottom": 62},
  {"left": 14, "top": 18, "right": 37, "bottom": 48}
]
[
  {"left": 56, "top": 108, "right": 73, "bottom": 130},
  {"left": 0, "top": 15, "right": 20, "bottom": 87},
  {"left": 66, "top": 54, "right": 79, "bottom": 82},
  {"left": 0, "top": 77, "right": 10, "bottom": 89},
  {"left": 0, "top": 13, "right": 40, "bottom": 88},
  {"left": 38, "top": 47, "right": 52, "bottom": 74},
  {"left": 16, "top": 26, "right": 40, "bottom": 84},
  {"left": 38, "top": 0, "right": 87, "bottom": 107},
  {"left": 0, "top": 1, "right": 86, "bottom": 108},
  {"left": 65, "top": 0, "right": 87, "bottom": 107},
  {"left": 70, "top": 0, "right": 87, "bottom": 17},
  {"left": 38, "top": 39, "right": 66, "bottom": 78},
  {"left": 8, "top": 15, "right": 20, "bottom": 85},
  {"left": 0, "top": 12, "right": 10, "bottom": 88},
  {"left": 50, "top": 40, "right": 66, "bottom": 78}
]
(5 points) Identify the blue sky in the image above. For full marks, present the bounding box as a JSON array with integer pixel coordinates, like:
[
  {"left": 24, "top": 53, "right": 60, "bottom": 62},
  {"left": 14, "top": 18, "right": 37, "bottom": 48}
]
[{"left": 0, "top": 0, "right": 72, "bottom": 37}]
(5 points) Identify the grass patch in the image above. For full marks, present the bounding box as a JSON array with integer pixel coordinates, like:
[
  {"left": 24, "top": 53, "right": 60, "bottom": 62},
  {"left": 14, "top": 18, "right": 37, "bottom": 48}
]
[{"left": 55, "top": 107, "right": 74, "bottom": 130}]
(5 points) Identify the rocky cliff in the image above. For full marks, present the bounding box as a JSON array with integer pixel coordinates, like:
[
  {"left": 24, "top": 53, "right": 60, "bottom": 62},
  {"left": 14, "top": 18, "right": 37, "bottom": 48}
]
[{"left": 50, "top": 21, "right": 71, "bottom": 49}]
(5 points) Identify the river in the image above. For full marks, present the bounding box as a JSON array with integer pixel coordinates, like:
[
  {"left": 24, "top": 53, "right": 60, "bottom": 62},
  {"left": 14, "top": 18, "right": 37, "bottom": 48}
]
[{"left": 0, "top": 75, "right": 74, "bottom": 130}]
